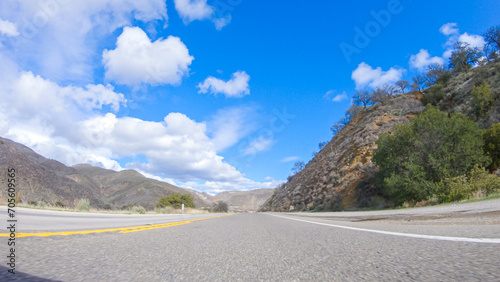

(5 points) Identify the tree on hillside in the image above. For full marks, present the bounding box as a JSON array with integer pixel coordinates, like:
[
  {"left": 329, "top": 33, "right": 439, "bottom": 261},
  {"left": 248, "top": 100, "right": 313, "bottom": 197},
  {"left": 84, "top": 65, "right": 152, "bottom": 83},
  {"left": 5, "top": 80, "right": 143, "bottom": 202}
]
[
  {"left": 345, "top": 104, "right": 363, "bottom": 120},
  {"left": 331, "top": 122, "right": 344, "bottom": 135},
  {"left": 424, "top": 63, "right": 450, "bottom": 86},
  {"left": 318, "top": 141, "right": 328, "bottom": 150},
  {"left": 292, "top": 161, "right": 305, "bottom": 175},
  {"left": 484, "top": 25, "right": 500, "bottom": 54},
  {"left": 156, "top": 193, "right": 195, "bottom": 209},
  {"left": 353, "top": 90, "right": 372, "bottom": 107},
  {"left": 395, "top": 80, "right": 410, "bottom": 94},
  {"left": 411, "top": 74, "right": 427, "bottom": 91},
  {"left": 373, "top": 105, "right": 489, "bottom": 205},
  {"left": 449, "top": 42, "right": 482, "bottom": 73}
]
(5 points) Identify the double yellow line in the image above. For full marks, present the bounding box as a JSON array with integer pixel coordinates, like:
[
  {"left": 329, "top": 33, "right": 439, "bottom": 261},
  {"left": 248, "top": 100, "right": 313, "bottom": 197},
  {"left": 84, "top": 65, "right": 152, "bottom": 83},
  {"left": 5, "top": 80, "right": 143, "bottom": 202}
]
[{"left": 0, "top": 214, "right": 232, "bottom": 237}]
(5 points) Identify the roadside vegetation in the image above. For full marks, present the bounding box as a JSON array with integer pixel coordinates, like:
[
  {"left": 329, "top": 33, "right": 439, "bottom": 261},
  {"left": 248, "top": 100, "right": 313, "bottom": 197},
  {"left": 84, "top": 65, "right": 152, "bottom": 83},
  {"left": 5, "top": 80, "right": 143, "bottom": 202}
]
[{"left": 373, "top": 105, "right": 500, "bottom": 206}]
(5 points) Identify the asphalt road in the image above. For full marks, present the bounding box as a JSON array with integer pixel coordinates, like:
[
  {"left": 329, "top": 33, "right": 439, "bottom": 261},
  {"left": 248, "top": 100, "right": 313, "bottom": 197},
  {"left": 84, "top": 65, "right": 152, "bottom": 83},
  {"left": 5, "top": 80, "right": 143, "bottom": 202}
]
[
  {"left": 1, "top": 204, "right": 500, "bottom": 281},
  {"left": 0, "top": 206, "right": 224, "bottom": 232}
]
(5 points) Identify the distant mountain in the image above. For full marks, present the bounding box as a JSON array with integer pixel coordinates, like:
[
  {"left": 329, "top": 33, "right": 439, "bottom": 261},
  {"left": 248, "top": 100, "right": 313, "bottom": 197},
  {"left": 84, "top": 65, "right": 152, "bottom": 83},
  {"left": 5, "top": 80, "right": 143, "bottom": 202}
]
[
  {"left": 212, "top": 189, "right": 274, "bottom": 212},
  {"left": 0, "top": 137, "right": 211, "bottom": 209}
]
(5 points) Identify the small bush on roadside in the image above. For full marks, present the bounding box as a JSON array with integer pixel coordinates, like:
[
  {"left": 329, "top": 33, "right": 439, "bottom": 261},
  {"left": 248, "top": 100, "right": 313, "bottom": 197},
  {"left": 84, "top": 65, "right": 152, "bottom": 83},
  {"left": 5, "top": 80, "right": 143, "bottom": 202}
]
[
  {"left": 483, "top": 123, "right": 500, "bottom": 172},
  {"left": 54, "top": 201, "right": 66, "bottom": 208},
  {"left": 437, "top": 175, "right": 471, "bottom": 203},
  {"left": 131, "top": 205, "right": 146, "bottom": 214},
  {"left": 37, "top": 200, "right": 47, "bottom": 208},
  {"left": 75, "top": 198, "right": 91, "bottom": 211},
  {"left": 212, "top": 201, "right": 229, "bottom": 213},
  {"left": 155, "top": 207, "right": 174, "bottom": 214}
]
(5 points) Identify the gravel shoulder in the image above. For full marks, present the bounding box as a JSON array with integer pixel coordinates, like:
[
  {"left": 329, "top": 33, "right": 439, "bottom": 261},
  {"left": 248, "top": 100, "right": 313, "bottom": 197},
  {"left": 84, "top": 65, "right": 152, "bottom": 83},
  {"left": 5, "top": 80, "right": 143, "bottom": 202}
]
[{"left": 286, "top": 198, "right": 500, "bottom": 225}]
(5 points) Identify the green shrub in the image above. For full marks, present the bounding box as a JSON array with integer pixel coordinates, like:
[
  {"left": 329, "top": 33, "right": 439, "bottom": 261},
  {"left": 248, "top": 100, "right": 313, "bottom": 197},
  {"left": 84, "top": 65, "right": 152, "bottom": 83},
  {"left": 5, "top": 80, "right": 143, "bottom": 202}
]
[
  {"left": 468, "top": 166, "right": 500, "bottom": 195},
  {"left": 212, "top": 201, "right": 229, "bottom": 212},
  {"left": 131, "top": 205, "right": 146, "bottom": 214},
  {"left": 373, "top": 105, "right": 489, "bottom": 206},
  {"left": 421, "top": 83, "right": 446, "bottom": 106},
  {"left": 471, "top": 82, "right": 494, "bottom": 117},
  {"left": 37, "top": 200, "right": 47, "bottom": 208},
  {"left": 54, "top": 201, "right": 66, "bottom": 208},
  {"left": 156, "top": 193, "right": 195, "bottom": 209},
  {"left": 484, "top": 123, "right": 500, "bottom": 172},
  {"left": 75, "top": 198, "right": 91, "bottom": 211},
  {"left": 155, "top": 206, "right": 174, "bottom": 214},
  {"left": 437, "top": 175, "right": 471, "bottom": 203}
]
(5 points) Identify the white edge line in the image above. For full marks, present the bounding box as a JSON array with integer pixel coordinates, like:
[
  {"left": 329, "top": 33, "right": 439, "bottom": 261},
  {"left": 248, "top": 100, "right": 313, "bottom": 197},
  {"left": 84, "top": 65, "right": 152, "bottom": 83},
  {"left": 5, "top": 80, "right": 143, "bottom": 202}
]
[{"left": 267, "top": 214, "right": 500, "bottom": 244}]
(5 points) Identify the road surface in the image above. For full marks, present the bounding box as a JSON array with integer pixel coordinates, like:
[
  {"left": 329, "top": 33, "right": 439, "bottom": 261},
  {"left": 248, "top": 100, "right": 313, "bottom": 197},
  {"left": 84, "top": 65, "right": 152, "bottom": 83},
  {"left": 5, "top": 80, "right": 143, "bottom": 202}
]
[{"left": 1, "top": 201, "right": 499, "bottom": 281}]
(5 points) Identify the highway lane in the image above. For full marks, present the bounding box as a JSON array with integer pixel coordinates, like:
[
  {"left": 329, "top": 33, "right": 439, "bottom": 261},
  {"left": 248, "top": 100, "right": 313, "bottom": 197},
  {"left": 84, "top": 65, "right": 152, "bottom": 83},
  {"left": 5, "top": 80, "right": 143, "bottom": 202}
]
[
  {"left": 2, "top": 211, "right": 500, "bottom": 281},
  {"left": 0, "top": 206, "right": 223, "bottom": 232}
]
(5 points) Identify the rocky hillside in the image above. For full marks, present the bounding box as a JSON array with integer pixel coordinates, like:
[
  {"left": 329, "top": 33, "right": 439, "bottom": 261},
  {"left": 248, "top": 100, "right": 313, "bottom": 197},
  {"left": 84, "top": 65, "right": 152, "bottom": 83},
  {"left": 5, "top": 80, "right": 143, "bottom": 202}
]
[
  {"left": 436, "top": 61, "right": 500, "bottom": 129},
  {"left": 260, "top": 61, "right": 500, "bottom": 212},
  {"left": 212, "top": 188, "right": 274, "bottom": 212},
  {"left": 260, "top": 93, "right": 426, "bottom": 212},
  {"left": 0, "top": 137, "right": 211, "bottom": 210}
]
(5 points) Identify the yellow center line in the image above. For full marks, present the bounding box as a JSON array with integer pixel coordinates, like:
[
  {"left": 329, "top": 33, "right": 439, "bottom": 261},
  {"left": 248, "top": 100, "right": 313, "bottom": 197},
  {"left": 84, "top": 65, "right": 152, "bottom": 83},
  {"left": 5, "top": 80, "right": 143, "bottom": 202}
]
[{"left": 0, "top": 214, "right": 233, "bottom": 237}]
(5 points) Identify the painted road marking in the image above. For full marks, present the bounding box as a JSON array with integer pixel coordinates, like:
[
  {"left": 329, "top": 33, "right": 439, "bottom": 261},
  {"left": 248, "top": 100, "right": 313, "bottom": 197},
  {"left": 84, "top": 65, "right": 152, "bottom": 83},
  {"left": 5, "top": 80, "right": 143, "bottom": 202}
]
[
  {"left": 0, "top": 214, "right": 232, "bottom": 237},
  {"left": 269, "top": 214, "right": 500, "bottom": 244}
]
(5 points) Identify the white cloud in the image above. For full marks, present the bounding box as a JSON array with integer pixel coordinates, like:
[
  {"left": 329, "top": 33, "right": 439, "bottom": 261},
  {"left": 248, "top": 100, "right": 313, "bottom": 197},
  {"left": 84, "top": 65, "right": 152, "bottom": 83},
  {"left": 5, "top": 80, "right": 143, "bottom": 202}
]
[
  {"left": 324, "top": 90, "right": 348, "bottom": 102},
  {"left": 459, "top": 32, "right": 486, "bottom": 49},
  {"left": 439, "top": 23, "right": 459, "bottom": 36},
  {"left": 207, "top": 106, "right": 259, "bottom": 152},
  {"left": 280, "top": 156, "right": 299, "bottom": 163},
  {"left": 174, "top": 0, "right": 231, "bottom": 30},
  {"left": 351, "top": 62, "right": 404, "bottom": 89},
  {"left": 332, "top": 92, "right": 348, "bottom": 102},
  {"left": 0, "top": 18, "right": 18, "bottom": 36},
  {"left": 174, "top": 0, "right": 214, "bottom": 23},
  {"left": 409, "top": 49, "right": 445, "bottom": 71},
  {"left": 0, "top": 0, "right": 167, "bottom": 82},
  {"left": 102, "top": 27, "right": 194, "bottom": 87},
  {"left": 198, "top": 71, "right": 250, "bottom": 98},
  {"left": 241, "top": 136, "right": 275, "bottom": 156},
  {"left": 439, "top": 23, "right": 486, "bottom": 59}
]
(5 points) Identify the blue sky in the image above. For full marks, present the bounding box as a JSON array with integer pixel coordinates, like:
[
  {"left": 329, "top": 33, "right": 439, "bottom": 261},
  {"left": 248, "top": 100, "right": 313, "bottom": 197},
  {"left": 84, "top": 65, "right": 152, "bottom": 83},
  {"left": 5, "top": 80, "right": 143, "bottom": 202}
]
[{"left": 0, "top": 0, "right": 498, "bottom": 194}]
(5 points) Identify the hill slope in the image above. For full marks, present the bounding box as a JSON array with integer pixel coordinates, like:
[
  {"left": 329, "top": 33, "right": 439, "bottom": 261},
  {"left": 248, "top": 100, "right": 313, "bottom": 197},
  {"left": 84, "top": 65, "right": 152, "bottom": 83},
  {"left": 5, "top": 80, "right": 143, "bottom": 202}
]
[
  {"left": 0, "top": 137, "right": 211, "bottom": 209},
  {"left": 260, "top": 61, "right": 500, "bottom": 212},
  {"left": 260, "top": 93, "right": 425, "bottom": 212},
  {"left": 212, "top": 189, "right": 274, "bottom": 212}
]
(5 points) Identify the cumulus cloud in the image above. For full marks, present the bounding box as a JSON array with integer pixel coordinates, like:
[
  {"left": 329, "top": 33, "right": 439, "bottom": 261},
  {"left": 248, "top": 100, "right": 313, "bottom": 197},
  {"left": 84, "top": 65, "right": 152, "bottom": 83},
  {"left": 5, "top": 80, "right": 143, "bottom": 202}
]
[
  {"left": 241, "top": 136, "right": 275, "bottom": 156},
  {"left": 207, "top": 106, "right": 259, "bottom": 152},
  {"left": 0, "top": 66, "right": 274, "bottom": 191},
  {"left": 174, "top": 0, "right": 214, "bottom": 23},
  {"left": 0, "top": 18, "right": 18, "bottom": 36},
  {"left": 439, "top": 23, "right": 459, "bottom": 36},
  {"left": 409, "top": 49, "right": 445, "bottom": 71},
  {"left": 439, "top": 23, "right": 486, "bottom": 59},
  {"left": 280, "top": 156, "right": 299, "bottom": 163},
  {"left": 324, "top": 90, "right": 348, "bottom": 102},
  {"left": 198, "top": 71, "right": 250, "bottom": 98},
  {"left": 351, "top": 62, "right": 404, "bottom": 89},
  {"left": 103, "top": 27, "right": 194, "bottom": 87},
  {"left": 458, "top": 32, "right": 486, "bottom": 49},
  {"left": 0, "top": 0, "right": 167, "bottom": 82},
  {"left": 174, "top": 0, "right": 231, "bottom": 30}
]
